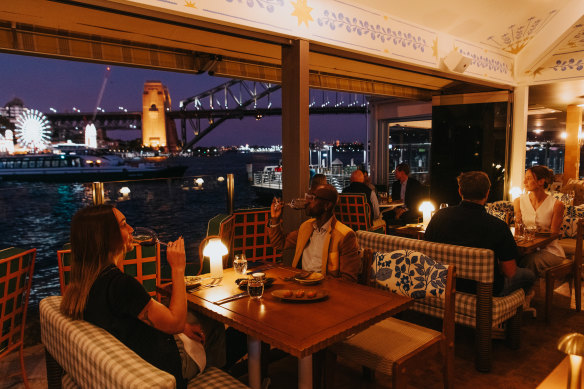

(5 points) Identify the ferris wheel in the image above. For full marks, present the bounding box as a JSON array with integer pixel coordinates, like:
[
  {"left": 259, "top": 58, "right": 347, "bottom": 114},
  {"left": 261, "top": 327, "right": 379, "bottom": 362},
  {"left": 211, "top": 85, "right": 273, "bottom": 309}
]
[{"left": 15, "top": 109, "right": 52, "bottom": 151}]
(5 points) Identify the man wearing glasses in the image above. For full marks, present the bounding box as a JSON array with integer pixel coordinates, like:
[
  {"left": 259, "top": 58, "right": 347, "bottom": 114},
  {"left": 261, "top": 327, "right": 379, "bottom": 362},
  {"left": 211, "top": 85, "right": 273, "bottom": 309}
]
[{"left": 268, "top": 184, "right": 361, "bottom": 282}]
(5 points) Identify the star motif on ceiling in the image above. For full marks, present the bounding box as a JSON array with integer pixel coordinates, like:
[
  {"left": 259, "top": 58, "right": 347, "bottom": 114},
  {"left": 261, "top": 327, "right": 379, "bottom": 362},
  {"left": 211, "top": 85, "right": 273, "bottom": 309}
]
[
  {"left": 291, "top": 0, "right": 313, "bottom": 27},
  {"left": 184, "top": 0, "right": 196, "bottom": 8}
]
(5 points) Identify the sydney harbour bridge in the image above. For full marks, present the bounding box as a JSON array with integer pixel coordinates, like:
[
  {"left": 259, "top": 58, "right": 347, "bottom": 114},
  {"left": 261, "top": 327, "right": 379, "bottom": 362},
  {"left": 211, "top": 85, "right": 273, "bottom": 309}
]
[{"left": 44, "top": 79, "right": 368, "bottom": 150}]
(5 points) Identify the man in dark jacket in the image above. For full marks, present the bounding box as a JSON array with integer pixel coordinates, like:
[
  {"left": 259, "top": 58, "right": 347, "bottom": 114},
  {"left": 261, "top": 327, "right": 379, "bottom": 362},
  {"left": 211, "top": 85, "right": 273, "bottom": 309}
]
[{"left": 384, "top": 163, "right": 425, "bottom": 225}]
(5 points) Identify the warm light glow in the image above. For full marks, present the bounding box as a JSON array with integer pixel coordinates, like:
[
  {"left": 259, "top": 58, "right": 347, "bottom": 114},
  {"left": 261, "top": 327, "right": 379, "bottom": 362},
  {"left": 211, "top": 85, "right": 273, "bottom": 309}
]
[
  {"left": 217, "top": 176, "right": 225, "bottom": 182},
  {"left": 419, "top": 201, "right": 435, "bottom": 229},
  {"left": 15, "top": 109, "right": 51, "bottom": 151},
  {"left": 509, "top": 186, "right": 522, "bottom": 201},
  {"left": 533, "top": 129, "right": 543, "bottom": 134},
  {"left": 568, "top": 355, "right": 582, "bottom": 389},
  {"left": 85, "top": 123, "right": 97, "bottom": 148},
  {"left": 203, "top": 238, "right": 228, "bottom": 278},
  {"left": 561, "top": 131, "right": 568, "bottom": 140},
  {"left": 195, "top": 178, "right": 204, "bottom": 185},
  {"left": 120, "top": 187, "right": 131, "bottom": 195}
]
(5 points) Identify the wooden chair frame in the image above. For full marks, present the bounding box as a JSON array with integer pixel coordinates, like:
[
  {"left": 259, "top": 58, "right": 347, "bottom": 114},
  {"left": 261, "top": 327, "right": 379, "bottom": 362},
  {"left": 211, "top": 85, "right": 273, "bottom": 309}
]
[
  {"left": 0, "top": 247, "right": 36, "bottom": 389},
  {"left": 332, "top": 250, "right": 455, "bottom": 389},
  {"left": 57, "top": 243, "right": 161, "bottom": 298},
  {"left": 335, "top": 193, "right": 386, "bottom": 234},
  {"left": 544, "top": 218, "right": 583, "bottom": 323}
]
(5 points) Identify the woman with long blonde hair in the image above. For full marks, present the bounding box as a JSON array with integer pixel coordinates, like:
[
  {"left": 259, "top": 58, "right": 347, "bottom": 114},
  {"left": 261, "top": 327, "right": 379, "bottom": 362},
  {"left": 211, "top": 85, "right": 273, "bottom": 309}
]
[{"left": 61, "top": 204, "right": 211, "bottom": 389}]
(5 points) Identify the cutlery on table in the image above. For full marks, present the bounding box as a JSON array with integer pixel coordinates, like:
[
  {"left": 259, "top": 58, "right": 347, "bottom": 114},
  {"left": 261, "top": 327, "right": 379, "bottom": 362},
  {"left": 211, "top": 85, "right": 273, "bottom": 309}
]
[{"left": 215, "top": 292, "right": 249, "bottom": 305}]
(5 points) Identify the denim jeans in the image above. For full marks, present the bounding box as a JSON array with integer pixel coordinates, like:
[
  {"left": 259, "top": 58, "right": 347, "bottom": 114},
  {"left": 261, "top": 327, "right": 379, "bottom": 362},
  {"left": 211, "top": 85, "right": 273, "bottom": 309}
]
[{"left": 498, "top": 267, "right": 536, "bottom": 297}]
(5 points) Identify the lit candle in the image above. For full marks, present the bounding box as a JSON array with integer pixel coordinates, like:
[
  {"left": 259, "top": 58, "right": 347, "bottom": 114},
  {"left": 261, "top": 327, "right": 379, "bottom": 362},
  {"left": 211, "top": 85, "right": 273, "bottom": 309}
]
[
  {"left": 203, "top": 238, "right": 228, "bottom": 279},
  {"left": 419, "top": 201, "right": 435, "bottom": 230}
]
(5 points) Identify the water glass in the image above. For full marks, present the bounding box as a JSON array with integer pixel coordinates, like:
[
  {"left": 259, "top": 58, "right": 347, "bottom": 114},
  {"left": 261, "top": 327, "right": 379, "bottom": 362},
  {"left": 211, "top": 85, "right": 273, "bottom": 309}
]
[
  {"left": 525, "top": 225, "right": 537, "bottom": 242},
  {"left": 515, "top": 222, "right": 525, "bottom": 239},
  {"left": 233, "top": 254, "right": 247, "bottom": 275},
  {"left": 439, "top": 203, "right": 449, "bottom": 210},
  {"left": 247, "top": 273, "right": 264, "bottom": 299}
]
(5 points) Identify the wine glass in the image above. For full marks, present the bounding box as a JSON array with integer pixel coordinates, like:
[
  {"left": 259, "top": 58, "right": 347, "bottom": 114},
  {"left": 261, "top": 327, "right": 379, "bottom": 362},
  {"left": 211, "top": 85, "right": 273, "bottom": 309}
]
[
  {"left": 274, "top": 198, "right": 308, "bottom": 210},
  {"left": 132, "top": 227, "right": 168, "bottom": 246}
]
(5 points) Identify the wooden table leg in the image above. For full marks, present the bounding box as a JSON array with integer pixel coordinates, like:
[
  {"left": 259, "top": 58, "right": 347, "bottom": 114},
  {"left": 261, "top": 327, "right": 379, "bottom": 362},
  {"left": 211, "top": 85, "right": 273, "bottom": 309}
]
[
  {"left": 247, "top": 336, "right": 262, "bottom": 389},
  {"left": 299, "top": 354, "right": 313, "bottom": 389}
]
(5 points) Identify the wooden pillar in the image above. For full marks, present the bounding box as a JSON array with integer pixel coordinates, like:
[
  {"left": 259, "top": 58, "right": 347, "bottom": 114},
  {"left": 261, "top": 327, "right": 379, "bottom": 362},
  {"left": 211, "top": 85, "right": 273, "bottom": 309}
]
[
  {"left": 564, "top": 104, "right": 583, "bottom": 183},
  {"left": 509, "top": 86, "right": 528, "bottom": 196},
  {"left": 281, "top": 39, "right": 310, "bottom": 231}
]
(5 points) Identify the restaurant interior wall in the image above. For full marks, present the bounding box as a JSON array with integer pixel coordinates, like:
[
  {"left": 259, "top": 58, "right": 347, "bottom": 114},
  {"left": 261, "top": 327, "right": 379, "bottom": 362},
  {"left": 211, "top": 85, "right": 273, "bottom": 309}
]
[{"left": 431, "top": 101, "right": 510, "bottom": 205}]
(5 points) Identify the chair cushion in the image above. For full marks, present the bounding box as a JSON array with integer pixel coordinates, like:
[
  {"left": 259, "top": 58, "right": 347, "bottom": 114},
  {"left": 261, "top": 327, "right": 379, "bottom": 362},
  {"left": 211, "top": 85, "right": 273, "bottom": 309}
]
[
  {"left": 370, "top": 250, "right": 448, "bottom": 299},
  {"left": 412, "top": 288, "right": 525, "bottom": 327},
  {"left": 331, "top": 317, "right": 440, "bottom": 376}
]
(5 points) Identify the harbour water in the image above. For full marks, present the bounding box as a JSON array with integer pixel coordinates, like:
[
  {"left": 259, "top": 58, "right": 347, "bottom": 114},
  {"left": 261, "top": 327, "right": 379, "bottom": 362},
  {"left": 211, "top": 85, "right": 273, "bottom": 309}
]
[{"left": 0, "top": 151, "right": 364, "bottom": 309}]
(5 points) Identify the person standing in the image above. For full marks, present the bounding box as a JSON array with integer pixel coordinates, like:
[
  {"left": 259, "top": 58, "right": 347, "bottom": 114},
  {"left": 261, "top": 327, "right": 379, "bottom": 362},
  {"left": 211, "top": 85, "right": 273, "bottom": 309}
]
[
  {"left": 514, "top": 165, "right": 565, "bottom": 277},
  {"left": 425, "top": 171, "right": 535, "bottom": 297}
]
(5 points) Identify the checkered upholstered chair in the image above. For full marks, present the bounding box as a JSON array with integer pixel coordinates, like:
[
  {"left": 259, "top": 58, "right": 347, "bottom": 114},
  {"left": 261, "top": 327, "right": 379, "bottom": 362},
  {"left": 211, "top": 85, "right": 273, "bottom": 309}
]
[
  {"left": 0, "top": 247, "right": 36, "bottom": 389},
  {"left": 331, "top": 250, "right": 455, "bottom": 389},
  {"left": 356, "top": 230, "right": 524, "bottom": 372},
  {"left": 40, "top": 296, "right": 249, "bottom": 389},
  {"left": 335, "top": 193, "right": 386, "bottom": 234},
  {"left": 57, "top": 243, "right": 160, "bottom": 297}
]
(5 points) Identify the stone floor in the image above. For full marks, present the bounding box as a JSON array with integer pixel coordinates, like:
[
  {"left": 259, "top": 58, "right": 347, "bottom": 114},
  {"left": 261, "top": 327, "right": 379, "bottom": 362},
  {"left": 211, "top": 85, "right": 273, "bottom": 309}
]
[{"left": 1, "top": 283, "right": 583, "bottom": 389}]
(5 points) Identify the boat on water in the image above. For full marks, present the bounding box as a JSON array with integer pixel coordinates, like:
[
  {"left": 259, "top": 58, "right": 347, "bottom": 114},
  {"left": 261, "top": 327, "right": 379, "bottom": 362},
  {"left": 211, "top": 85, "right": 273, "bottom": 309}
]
[
  {"left": 0, "top": 153, "right": 187, "bottom": 183},
  {"left": 250, "top": 164, "right": 356, "bottom": 198}
]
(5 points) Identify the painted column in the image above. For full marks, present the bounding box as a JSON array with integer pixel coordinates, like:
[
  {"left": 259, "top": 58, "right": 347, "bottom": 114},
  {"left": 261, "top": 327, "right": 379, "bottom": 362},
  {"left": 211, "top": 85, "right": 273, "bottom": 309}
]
[
  {"left": 282, "top": 39, "right": 310, "bottom": 231},
  {"left": 509, "top": 86, "right": 529, "bottom": 196},
  {"left": 564, "top": 105, "right": 583, "bottom": 183}
]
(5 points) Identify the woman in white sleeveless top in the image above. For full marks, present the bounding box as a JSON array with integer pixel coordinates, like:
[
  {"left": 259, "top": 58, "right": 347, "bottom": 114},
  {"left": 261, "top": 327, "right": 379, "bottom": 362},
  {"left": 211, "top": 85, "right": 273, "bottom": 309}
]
[{"left": 513, "top": 165, "right": 565, "bottom": 277}]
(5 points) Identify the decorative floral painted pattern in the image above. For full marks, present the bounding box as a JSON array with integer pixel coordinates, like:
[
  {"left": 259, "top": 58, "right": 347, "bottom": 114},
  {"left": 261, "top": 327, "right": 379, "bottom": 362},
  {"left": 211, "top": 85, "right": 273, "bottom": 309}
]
[
  {"left": 458, "top": 49, "right": 510, "bottom": 75},
  {"left": 316, "top": 10, "right": 428, "bottom": 51},
  {"left": 552, "top": 58, "right": 584, "bottom": 72},
  {"left": 225, "top": 0, "right": 284, "bottom": 13},
  {"left": 370, "top": 250, "right": 448, "bottom": 299},
  {"left": 484, "top": 12, "right": 558, "bottom": 54}
]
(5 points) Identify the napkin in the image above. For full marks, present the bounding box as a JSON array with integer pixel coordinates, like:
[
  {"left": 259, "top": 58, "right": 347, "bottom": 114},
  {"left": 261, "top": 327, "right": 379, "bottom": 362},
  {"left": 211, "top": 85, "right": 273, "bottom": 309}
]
[{"left": 177, "top": 333, "right": 206, "bottom": 373}]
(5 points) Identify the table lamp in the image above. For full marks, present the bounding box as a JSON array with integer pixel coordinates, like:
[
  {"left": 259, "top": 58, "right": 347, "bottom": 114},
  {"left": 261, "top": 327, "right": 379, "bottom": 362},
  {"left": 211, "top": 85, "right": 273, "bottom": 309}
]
[
  {"left": 203, "top": 238, "right": 228, "bottom": 279},
  {"left": 558, "top": 333, "right": 584, "bottom": 389},
  {"left": 509, "top": 186, "right": 522, "bottom": 201},
  {"left": 419, "top": 201, "right": 435, "bottom": 230}
]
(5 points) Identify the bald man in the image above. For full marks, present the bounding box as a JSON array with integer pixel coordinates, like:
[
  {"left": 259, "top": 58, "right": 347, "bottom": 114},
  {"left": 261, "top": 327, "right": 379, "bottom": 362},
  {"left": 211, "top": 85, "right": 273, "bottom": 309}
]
[
  {"left": 268, "top": 184, "right": 361, "bottom": 282},
  {"left": 342, "top": 170, "right": 381, "bottom": 220}
]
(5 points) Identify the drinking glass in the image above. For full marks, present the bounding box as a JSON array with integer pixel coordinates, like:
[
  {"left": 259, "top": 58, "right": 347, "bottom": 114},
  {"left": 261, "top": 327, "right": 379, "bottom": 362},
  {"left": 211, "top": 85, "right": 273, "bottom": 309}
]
[
  {"left": 233, "top": 254, "right": 247, "bottom": 275},
  {"left": 132, "top": 227, "right": 168, "bottom": 246},
  {"left": 247, "top": 272, "right": 265, "bottom": 299},
  {"left": 515, "top": 222, "right": 525, "bottom": 240},
  {"left": 439, "top": 203, "right": 449, "bottom": 210},
  {"left": 525, "top": 225, "right": 537, "bottom": 242},
  {"left": 274, "top": 198, "right": 307, "bottom": 210}
]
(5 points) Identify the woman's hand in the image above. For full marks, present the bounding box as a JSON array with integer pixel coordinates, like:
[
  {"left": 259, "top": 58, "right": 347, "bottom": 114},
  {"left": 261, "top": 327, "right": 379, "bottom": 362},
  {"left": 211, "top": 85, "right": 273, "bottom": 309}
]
[
  {"left": 271, "top": 197, "right": 282, "bottom": 221},
  {"left": 167, "top": 237, "right": 186, "bottom": 273},
  {"left": 183, "top": 323, "right": 205, "bottom": 344}
]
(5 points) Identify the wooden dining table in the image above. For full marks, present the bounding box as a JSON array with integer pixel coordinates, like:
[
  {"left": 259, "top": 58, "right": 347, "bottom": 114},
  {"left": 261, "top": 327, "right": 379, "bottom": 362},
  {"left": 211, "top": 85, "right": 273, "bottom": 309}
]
[
  {"left": 515, "top": 233, "right": 560, "bottom": 255},
  {"left": 162, "top": 265, "right": 412, "bottom": 389}
]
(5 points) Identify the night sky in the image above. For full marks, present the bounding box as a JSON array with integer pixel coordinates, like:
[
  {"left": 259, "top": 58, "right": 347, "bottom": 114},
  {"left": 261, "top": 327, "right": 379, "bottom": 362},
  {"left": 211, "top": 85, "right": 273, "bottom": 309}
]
[{"left": 0, "top": 53, "right": 367, "bottom": 146}]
